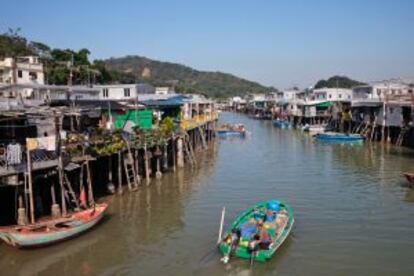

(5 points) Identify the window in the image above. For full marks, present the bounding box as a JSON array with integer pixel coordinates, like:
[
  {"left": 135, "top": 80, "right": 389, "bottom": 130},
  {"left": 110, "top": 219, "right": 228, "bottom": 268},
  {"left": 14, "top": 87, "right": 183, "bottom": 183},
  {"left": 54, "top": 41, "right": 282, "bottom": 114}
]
[
  {"left": 328, "top": 94, "right": 332, "bottom": 99},
  {"left": 103, "top": 88, "right": 109, "bottom": 98},
  {"left": 339, "top": 94, "right": 342, "bottom": 99},
  {"left": 124, "top": 88, "right": 130, "bottom": 97},
  {"left": 29, "top": 72, "right": 37, "bottom": 80},
  {"left": 17, "top": 70, "right": 22, "bottom": 78}
]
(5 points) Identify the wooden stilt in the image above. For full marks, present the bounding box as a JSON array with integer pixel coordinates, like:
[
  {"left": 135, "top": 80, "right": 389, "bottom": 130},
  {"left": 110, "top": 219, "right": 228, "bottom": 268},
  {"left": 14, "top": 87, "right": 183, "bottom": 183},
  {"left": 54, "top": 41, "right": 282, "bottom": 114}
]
[
  {"left": 58, "top": 155, "right": 67, "bottom": 216},
  {"left": 26, "top": 148, "right": 35, "bottom": 224},
  {"left": 107, "top": 154, "right": 115, "bottom": 193},
  {"left": 144, "top": 143, "right": 150, "bottom": 185},
  {"left": 117, "top": 151, "right": 123, "bottom": 194},
  {"left": 171, "top": 136, "right": 176, "bottom": 172},
  {"left": 50, "top": 182, "right": 61, "bottom": 218},
  {"left": 163, "top": 143, "right": 168, "bottom": 171},
  {"left": 134, "top": 148, "right": 141, "bottom": 185},
  {"left": 176, "top": 137, "right": 184, "bottom": 168},
  {"left": 86, "top": 160, "right": 95, "bottom": 205}
]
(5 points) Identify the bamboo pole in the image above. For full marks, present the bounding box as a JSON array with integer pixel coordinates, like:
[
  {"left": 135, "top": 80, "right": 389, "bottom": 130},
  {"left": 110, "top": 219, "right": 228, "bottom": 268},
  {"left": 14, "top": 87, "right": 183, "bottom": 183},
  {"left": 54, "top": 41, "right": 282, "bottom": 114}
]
[{"left": 26, "top": 148, "right": 35, "bottom": 224}]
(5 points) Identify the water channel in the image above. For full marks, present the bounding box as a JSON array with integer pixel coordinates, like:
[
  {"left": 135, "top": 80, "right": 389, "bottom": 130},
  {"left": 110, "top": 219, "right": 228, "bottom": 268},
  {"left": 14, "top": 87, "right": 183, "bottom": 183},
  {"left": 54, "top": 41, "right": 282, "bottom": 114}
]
[{"left": 1, "top": 112, "right": 414, "bottom": 275}]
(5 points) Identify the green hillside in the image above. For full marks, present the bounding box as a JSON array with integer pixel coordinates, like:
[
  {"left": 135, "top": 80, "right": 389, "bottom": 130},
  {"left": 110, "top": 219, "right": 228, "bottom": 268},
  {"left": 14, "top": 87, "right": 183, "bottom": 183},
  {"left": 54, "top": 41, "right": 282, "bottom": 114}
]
[
  {"left": 0, "top": 29, "right": 272, "bottom": 98},
  {"left": 104, "top": 56, "right": 273, "bottom": 98}
]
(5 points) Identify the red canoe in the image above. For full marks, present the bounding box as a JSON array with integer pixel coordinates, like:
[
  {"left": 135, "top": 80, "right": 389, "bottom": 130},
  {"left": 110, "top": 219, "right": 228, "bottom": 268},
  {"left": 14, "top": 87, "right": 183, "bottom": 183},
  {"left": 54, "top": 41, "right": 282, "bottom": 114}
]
[{"left": 0, "top": 203, "right": 108, "bottom": 248}]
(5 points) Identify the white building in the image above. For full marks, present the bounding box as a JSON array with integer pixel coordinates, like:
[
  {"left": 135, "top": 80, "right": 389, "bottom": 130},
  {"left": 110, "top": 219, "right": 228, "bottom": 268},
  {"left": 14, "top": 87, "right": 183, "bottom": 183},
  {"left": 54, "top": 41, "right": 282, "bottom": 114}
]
[
  {"left": 313, "top": 88, "right": 352, "bottom": 102},
  {"left": 276, "top": 89, "right": 306, "bottom": 117},
  {"left": 0, "top": 56, "right": 45, "bottom": 98},
  {"left": 0, "top": 56, "right": 44, "bottom": 85},
  {"left": 352, "top": 80, "right": 414, "bottom": 127},
  {"left": 155, "top": 87, "right": 174, "bottom": 95},
  {"left": 352, "top": 80, "right": 413, "bottom": 102},
  {"left": 229, "top": 96, "right": 247, "bottom": 110},
  {"left": 94, "top": 84, "right": 139, "bottom": 101}
]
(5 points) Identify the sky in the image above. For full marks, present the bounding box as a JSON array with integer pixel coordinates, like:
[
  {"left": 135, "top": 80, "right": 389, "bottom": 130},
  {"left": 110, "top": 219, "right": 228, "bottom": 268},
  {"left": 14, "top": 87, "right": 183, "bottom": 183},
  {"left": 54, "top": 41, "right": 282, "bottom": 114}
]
[{"left": 1, "top": 0, "right": 413, "bottom": 88}]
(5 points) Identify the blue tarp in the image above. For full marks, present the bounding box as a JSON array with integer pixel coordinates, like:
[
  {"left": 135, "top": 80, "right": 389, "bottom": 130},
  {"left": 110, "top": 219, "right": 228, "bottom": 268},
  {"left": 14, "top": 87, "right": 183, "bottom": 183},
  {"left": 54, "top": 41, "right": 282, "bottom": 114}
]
[{"left": 141, "top": 95, "right": 188, "bottom": 107}]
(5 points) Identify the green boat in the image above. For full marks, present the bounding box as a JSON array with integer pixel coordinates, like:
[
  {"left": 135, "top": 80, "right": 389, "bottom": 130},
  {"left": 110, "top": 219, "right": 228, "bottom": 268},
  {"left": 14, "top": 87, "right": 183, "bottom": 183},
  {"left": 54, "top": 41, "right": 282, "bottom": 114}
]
[{"left": 218, "top": 200, "right": 294, "bottom": 263}]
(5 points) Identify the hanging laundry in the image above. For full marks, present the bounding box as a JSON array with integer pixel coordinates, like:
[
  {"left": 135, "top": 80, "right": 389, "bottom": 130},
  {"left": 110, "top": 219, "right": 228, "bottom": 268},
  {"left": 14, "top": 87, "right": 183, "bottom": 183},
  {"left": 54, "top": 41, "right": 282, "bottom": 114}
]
[
  {"left": 26, "top": 136, "right": 56, "bottom": 151},
  {"left": 7, "top": 143, "right": 22, "bottom": 165}
]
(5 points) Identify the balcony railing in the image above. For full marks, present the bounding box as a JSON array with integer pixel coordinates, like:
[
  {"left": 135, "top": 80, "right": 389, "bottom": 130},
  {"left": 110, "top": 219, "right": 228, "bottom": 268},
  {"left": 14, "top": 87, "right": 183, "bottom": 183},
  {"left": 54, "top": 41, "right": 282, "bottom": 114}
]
[
  {"left": 181, "top": 112, "right": 218, "bottom": 130},
  {"left": 0, "top": 145, "right": 58, "bottom": 177}
]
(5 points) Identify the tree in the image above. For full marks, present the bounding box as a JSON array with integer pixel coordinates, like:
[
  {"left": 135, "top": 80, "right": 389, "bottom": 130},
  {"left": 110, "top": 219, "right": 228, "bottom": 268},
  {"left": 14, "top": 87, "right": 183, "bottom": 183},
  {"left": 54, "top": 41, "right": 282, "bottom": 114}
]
[
  {"left": 75, "top": 48, "right": 90, "bottom": 66},
  {"left": 314, "top": 76, "right": 365, "bottom": 89},
  {"left": 0, "top": 28, "right": 33, "bottom": 57},
  {"left": 29, "top": 41, "right": 51, "bottom": 58}
]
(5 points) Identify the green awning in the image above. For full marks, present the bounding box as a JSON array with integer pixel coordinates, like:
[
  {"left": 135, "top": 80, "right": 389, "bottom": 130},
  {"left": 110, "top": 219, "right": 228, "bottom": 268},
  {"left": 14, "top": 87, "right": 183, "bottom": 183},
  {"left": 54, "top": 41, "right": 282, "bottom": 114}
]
[{"left": 316, "top": 102, "right": 332, "bottom": 108}]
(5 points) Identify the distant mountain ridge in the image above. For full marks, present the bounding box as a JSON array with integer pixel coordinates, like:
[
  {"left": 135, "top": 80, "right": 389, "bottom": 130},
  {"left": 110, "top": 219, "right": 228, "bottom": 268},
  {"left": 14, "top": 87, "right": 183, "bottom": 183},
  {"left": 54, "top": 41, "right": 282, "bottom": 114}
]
[{"left": 104, "top": 55, "right": 273, "bottom": 98}]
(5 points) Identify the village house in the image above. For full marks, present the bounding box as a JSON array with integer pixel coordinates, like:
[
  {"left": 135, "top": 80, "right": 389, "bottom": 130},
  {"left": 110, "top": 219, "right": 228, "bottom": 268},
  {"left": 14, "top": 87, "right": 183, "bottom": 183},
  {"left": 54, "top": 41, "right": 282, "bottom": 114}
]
[
  {"left": 229, "top": 96, "right": 247, "bottom": 111},
  {"left": 352, "top": 80, "right": 414, "bottom": 129},
  {"left": 0, "top": 56, "right": 45, "bottom": 99}
]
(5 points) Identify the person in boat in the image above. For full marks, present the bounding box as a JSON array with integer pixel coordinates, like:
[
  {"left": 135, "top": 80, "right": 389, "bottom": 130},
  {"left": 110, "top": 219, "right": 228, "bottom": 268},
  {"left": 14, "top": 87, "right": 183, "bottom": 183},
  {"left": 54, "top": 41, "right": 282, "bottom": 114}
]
[
  {"left": 240, "top": 219, "right": 258, "bottom": 240},
  {"left": 258, "top": 227, "right": 272, "bottom": 250},
  {"left": 225, "top": 228, "right": 240, "bottom": 250}
]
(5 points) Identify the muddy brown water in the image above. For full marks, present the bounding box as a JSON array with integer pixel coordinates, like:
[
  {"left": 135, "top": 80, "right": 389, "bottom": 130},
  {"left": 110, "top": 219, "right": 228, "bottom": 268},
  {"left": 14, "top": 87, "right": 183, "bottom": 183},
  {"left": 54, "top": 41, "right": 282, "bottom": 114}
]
[{"left": 1, "top": 112, "right": 414, "bottom": 276}]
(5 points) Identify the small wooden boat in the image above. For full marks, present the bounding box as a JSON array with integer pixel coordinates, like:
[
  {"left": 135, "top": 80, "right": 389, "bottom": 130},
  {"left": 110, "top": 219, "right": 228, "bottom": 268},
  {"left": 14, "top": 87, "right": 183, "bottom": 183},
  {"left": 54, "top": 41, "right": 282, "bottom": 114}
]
[
  {"left": 314, "top": 132, "right": 365, "bottom": 143},
  {"left": 302, "top": 124, "right": 326, "bottom": 135},
  {"left": 272, "top": 119, "right": 291, "bottom": 129},
  {"left": 216, "top": 124, "right": 246, "bottom": 137},
  {"left": 0, "top": 203, "right": 108, "bottom": 248},
  {"left": 218, "top": 200, "right": 294, "bottom": 263},
  {"left": 403, "top": 172, "right": 414, "bottom": 187}
]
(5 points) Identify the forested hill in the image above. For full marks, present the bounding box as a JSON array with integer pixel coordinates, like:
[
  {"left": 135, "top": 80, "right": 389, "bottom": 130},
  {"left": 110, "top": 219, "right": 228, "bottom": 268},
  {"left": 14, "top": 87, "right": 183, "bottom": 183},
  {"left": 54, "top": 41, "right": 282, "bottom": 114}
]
[
  {"left": 0, "top": 29, "right": 272, "bottom": 98},
  {"left": 314, "top": 75, "right": 365, "bottom": 89},
  {"left": 104, "top": 55, "right": 273, "bottom": 98}
]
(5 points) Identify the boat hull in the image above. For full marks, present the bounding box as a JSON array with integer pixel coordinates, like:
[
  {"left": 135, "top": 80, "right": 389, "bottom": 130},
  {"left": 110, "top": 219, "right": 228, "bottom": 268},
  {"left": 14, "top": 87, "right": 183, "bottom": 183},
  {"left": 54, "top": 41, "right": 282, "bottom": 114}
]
[
  {"left": 314, "top": 132, "right": 365, "bottom": 143},
  {"left": 217, "top": 130, "right": 245, "bottom": 137},
  {"left": 218, "top": 200, "right": 294, "bottom": 262},
  {"left": 0, "top": 203, "right": 108, "bottom": 248}
]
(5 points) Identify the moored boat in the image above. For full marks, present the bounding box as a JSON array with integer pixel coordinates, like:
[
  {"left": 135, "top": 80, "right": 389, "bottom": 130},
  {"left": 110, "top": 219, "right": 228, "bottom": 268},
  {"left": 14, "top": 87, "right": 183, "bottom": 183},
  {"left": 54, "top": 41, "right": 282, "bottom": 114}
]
[
  {"left": 314, "top": 132, "right": 365, "bottom": 143},
  {"left": 272, "top": 119, "right": 291, "bottom": 129},
  {"left": 403, "top": 172, "right": 414, "bottom": 187},
  {"left": 216, "top": 124, "right": 246, "bottom": 137},
  {"left": 218, "top": 200, "right": 294, "bottom": 263},
  {"left": 302, "top": 124, "right": 326, "bottom": 135},
  {"left": 0, "top": 203, "right": 108, "bottom": 248}
]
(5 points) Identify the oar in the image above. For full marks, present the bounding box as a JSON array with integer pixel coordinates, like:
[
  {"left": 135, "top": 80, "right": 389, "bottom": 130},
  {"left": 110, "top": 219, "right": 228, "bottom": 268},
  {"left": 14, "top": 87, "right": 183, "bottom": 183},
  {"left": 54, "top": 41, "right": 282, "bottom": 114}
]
[{"left": 217, "top": 206, "right": 226, "bottom": 244}]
